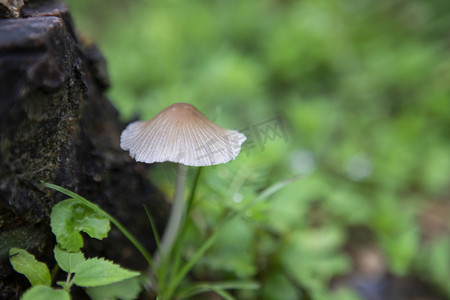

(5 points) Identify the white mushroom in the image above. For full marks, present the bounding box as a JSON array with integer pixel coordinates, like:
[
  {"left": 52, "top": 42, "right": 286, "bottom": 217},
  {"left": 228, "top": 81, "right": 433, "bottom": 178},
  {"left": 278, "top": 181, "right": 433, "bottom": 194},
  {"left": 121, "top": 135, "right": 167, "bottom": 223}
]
[
  {"left": 120, "top": 102, "right": 246, "bottom": 166},
  {"left": 120, "top": 102, "right": 246, "bottom": 262}
]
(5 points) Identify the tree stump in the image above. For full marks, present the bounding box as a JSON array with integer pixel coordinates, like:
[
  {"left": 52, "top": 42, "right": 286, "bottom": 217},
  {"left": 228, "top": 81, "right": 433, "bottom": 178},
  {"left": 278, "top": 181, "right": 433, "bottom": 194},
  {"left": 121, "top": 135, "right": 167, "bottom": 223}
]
[{"left": 0, "top": 2, "right": 169, "bottom": 298}]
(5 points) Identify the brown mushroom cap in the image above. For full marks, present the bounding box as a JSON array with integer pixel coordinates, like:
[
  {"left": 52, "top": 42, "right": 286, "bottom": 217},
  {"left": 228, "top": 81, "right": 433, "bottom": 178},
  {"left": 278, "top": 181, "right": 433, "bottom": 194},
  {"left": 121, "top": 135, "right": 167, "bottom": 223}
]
[{"left": 120, "top": 103, "right": 247, "bottom": 166}]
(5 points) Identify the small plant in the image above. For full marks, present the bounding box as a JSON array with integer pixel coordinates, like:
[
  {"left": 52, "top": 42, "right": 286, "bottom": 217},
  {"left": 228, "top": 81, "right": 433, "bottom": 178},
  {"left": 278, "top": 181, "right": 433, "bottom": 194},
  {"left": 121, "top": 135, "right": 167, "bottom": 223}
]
[
  {"left": 9, "top": 196, "right": 140, "bottom": 300},
  {"left": 9, "top": 170, "right": 296, "bottom": 300}
]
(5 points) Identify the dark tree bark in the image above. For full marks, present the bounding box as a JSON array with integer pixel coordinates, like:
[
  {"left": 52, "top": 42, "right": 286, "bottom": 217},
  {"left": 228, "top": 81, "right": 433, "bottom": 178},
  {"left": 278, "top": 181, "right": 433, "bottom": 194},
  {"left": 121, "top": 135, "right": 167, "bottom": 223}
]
[{"left": 0, "top": 2, "right": 169, "bottom": 298}]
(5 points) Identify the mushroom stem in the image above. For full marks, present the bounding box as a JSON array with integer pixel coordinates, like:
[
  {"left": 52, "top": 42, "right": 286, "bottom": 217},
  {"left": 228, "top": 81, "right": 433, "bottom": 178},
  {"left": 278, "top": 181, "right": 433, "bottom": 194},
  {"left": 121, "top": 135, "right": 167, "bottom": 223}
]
[{"left": 160, "top": 163, "right": 188, "bottom": 260}]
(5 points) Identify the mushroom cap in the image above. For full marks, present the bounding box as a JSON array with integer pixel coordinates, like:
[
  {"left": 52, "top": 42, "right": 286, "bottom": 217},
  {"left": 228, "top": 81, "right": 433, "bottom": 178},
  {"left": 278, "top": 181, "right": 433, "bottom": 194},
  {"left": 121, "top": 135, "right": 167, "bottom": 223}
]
[{"left": 120, "top": 103, "right": 247, "bottom": 166}]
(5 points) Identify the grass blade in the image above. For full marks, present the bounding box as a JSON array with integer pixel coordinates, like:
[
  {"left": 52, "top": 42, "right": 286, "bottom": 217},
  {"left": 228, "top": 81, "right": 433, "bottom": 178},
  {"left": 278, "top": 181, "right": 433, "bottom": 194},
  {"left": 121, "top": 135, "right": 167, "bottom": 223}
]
[
  {"left": 177, "top": 281, "right": 259, "bottom": 299},
  {"left": 144, "top": 205, "right": 161, "bottom": 254},
  {"left": 254, "top": 175, "right": 302, "bottom": 202},
  {"left": 164, "top": 175, "right": 301, "bottom": 298}
]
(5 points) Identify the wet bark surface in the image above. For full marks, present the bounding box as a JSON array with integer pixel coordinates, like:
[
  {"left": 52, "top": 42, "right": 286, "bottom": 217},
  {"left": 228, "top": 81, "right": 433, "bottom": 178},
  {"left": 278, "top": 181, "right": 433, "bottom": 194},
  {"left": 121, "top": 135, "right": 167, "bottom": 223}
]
[{"left": 0, "top": 2, "right": 169, "bottom": 298}]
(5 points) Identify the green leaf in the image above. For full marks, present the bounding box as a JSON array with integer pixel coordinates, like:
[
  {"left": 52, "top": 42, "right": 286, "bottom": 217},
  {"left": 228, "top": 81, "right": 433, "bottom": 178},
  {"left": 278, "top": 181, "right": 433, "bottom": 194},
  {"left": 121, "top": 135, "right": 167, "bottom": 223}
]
[
  {"left": 43, "top": 182, "right": 154, "bottom": 268},
  {"left": 86, "top": 276, "right": 143, "bottom": 300},
  {"left": 9, "top": 248, "right": 51, "bottom": 287},
  {"left": 262, "top": 272, "right": 298, "bottom": 300},
  {"left": 22, "top": 285, "right": 70, "bottom": 300},
  {"left": 72, "top": 257, "right": 140, "bottom": 287},
  {"left": 53, "top": 245, "right": 85, "bottom": 274},
  {"left": 254, "top": 175, "right": 303, "bottom": 202},
  {"left": 50, "top": 199, "right": 110, "bottom": 252},
  {"left": 50, "top": 200, "right": 83, "bottom": 252}
]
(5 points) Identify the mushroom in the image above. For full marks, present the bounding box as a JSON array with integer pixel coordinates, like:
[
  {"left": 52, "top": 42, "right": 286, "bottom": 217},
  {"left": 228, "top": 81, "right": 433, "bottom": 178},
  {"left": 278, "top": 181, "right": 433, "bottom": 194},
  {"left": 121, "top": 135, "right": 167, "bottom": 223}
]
[{"left": 120, "top": 102, "right": 246, "bottom": 260}]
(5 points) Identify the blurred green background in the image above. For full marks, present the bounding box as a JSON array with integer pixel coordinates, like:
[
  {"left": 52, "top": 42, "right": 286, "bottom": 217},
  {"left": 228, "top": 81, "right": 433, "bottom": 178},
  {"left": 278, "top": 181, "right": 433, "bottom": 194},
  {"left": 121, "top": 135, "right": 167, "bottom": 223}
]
[{"left": 66, "top": 0, "right": 449, "bottom": 299}]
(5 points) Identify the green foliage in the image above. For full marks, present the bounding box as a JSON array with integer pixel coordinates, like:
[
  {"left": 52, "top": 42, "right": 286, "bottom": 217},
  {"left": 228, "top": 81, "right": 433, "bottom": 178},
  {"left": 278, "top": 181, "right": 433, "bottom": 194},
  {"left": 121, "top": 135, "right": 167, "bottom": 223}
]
[
  {"left": 418, "top": 238, "right": 450, "bottom": 296},
  {"left": 370, "top": 193, "right": 421, "bottom": 275},
  {"left": 41, "top": 175, "right": 276, "bottom": 300},
  {"left": 280, "top": 228, "right": 350, "bottom": 292},
  {"left": 51, "top": 199, "right": 110, "bottom": 252},
  {"left": 177, "top": 281, "right": 260, "bottom": 300},
  {"left": 21, "top": 286, "right": 70, "bottom": 300},
  {"left": 199, "top": 220, "right": 256, "bottom": 278},
  {"left": 9, "top": 248, "right": 51, "bottom": 287},
  {"left": 155, "top": 175, "right": 296, "bottom": 300},
  {"left": 44, "top": 182, "right": 154, "bottom": 268},
  {"left": 10, "top": 196, "right": 140, "bottom": 300},
  {"left": 86, "top": 277, "right": 143, "bottom": 300},
  {"left": 261, "top": 272, "right": 298, "bottom": 300},
  {"left": 73, "top": 257, "right": 140, "bottom": 287},
  {"left": 53, "top": 246, "right": 85, "bottom": 274},
  {"left": 10, "top": 244, "right": 140, "bottom": 299}
]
